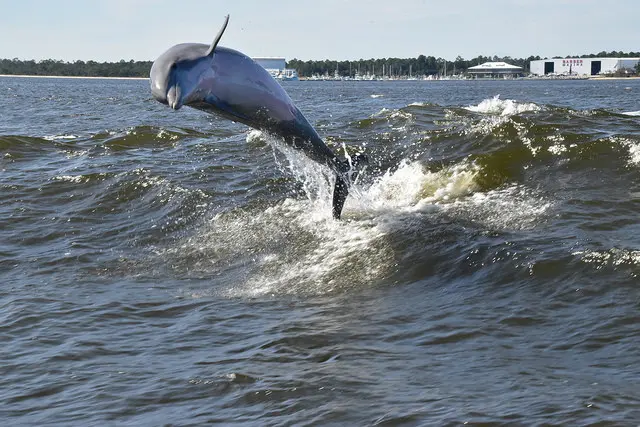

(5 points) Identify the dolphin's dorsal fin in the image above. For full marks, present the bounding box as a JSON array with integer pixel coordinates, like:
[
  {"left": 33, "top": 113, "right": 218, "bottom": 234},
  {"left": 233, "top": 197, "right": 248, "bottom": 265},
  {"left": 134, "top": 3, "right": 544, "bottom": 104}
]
[{"left": 206, "top": 15, "right": 230, "bottom": 58}]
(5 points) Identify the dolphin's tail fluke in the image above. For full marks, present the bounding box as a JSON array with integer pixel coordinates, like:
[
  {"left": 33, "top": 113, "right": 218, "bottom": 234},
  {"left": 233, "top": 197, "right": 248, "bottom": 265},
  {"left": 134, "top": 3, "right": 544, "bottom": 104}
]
[
  {"left": 332, "top": 175, "right": 349, "bottom": 220},
  {"left": 332, "top": 153, "right": 368, "bottom": 219}
]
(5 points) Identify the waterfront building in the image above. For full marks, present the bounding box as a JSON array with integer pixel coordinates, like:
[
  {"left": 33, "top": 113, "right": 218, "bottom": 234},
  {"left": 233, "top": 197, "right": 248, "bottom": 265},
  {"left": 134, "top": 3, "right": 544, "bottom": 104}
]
[
  {"left": 530, "top": 57, "right": 640, "bottom": 76},
  {"left": 467, "top": 62, "right": 524, "bottom": 78},
  {"left": 252, "top": 57, "right": 299, "bottom": 81}
]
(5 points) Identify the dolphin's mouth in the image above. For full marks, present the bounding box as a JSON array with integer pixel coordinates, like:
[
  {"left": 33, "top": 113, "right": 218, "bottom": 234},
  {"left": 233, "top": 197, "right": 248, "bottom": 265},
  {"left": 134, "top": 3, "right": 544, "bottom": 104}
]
[{"left": 167, "top": 85, "right": 183, "bottom": 110}]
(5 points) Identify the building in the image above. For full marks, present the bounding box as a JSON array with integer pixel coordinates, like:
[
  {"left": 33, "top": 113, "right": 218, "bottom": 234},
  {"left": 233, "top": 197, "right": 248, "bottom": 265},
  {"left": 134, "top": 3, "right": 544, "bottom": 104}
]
[
  {"left": 467, "top": 62, "right": 524, "bottom": 78},
  {"left": 530, "top": 57, "right": 640, "bottom": 76},
  {"left": 253, "top": 57, "right": 286, "bottom": 71},
  {"left": 252, "top": 57, "right": 299, "bottom": 81}
]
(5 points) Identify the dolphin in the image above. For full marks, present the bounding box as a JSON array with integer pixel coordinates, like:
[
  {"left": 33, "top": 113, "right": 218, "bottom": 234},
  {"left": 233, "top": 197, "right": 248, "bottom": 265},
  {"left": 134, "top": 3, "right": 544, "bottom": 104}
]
[{"left": 150, "top": 15, "right": 366, "bottom": 219}]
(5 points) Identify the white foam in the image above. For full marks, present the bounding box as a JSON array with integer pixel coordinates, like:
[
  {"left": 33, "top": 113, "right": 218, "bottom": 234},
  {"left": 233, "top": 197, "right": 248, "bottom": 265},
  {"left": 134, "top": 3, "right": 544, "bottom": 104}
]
[
  {"left": 349, "top": 160, "right": 480, "bottom": 216},
  {"left": 547, "top": 135, "right": 568, "bottom": 155},
  {"left": 610, "top": 136, "right": 640, "bottom": 167},
  {"left": 461, "top": 97, "right": 545, "bottom": 158},
  {"left": 372, "top": 107, "right": 391, "bottom": 116},
  {"left": 53, "top": 175, "right": 86, "bottom": 183},
  {"left": 443, "top": 185, "right": 552, "bottom": 231},
  {"left": 465, "top": 95, "right": 541, "bottom": 116},
  {"left": 372, "top": 107, "right": 413, "bottom": 122},
  {"left": 43, "top": 134, "right": 78, "bottom": 141},
  {"left": 156, "top": 129, "right": 179, "bottom": 140},
  {"left": 574, "top": 248, "right": 640, "bottom": 269},
  {"left": 626, "top": 142, "right": 640, "bottom": 166},
  {"left": 246, "top": 129, "right": 265, "bottom": 143},
  {"left": 622, "top": 111, "right": 640, "bottom": 116}
]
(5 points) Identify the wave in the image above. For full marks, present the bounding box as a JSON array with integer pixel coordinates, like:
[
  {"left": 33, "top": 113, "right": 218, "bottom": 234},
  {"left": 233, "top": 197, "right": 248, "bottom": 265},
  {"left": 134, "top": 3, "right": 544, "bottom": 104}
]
[
  {"left": 9, "top": 94, "right": 637, "bottom": 297},
  {"left": 573, "top": 247, "right": 640, "bottom": 278},
  {"left": 0, "top": 135, "right": 73, "bottom": 150},
  {"left": 100, "top": 126, "right": 207, "bottom": 150},
  {"left": 464, "top": 95, "right": 542, "bottom": 116},
  {"left": 0, "top": 126, "right": 213, "bottom": 160},
  {"left": 146, "top": 133, "right": 553, "bottom": 298}
]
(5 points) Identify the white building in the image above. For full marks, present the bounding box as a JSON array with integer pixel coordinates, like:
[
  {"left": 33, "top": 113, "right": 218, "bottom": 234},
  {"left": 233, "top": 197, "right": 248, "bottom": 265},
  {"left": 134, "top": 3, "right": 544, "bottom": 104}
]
[
  {"left": 530, "top": 57, "right": 640, "bottom": 76},
  {"left": 467, "top": 62, "right": 523, "bottom": 78},
  {"left": 252, "top": 57, "right": 299, "bottom": 81},
  {"left": 253, "top": 57, "right": 286, "bottom": 71}
]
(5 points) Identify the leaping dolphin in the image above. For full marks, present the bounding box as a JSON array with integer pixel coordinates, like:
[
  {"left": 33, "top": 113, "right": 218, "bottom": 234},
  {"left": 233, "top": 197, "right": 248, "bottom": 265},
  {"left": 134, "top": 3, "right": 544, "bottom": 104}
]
[{"left": 150, "top": 15, "right": 366, "bottom": 219}]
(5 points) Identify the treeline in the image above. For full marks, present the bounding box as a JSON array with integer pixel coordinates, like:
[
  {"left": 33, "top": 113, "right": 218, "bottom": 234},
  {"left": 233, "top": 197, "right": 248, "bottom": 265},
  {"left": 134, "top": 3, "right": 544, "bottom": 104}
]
[
  {"left": 289, "top": 55, "right": 536, "bottom": 77},
  {"left": 0, "top": 50, "right": 639, "bottom": 78},
  {"left": 288, "top": 51, "right": 640, "bottom": 77},
  {"left": 0, "top": 59, "right": 152, "bottom": 77}
]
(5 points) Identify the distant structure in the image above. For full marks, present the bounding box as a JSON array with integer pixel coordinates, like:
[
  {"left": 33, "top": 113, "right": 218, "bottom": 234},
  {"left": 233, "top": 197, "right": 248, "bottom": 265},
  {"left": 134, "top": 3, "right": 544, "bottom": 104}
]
[
  {"left": 530, "top": 57, "right": 640, "bottom": 76},
  {"left": 467, "top": 62, "right": 524, "bottom": 79},
  {"left": 252, "top": 57, "right": 299, "bottom": 81}
]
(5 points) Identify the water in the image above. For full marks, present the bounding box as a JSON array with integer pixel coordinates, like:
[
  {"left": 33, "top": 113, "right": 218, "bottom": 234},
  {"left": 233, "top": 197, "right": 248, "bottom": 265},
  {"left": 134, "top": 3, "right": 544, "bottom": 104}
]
[{"left": 1, "top": 76, "right": 639, "bottom": 425}]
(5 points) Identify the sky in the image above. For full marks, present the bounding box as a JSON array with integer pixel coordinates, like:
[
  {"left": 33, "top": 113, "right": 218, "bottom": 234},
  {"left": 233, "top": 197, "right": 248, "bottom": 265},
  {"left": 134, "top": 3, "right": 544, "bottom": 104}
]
[{"left": 1, "top": 0, "right": 638, "bottom": 62}]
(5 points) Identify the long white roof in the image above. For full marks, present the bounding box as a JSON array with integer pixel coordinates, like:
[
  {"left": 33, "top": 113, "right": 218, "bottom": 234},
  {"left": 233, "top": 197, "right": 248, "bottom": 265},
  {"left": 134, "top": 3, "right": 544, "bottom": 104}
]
[{"left": 468, "top": 61, "right": 523, "bottom": 70}]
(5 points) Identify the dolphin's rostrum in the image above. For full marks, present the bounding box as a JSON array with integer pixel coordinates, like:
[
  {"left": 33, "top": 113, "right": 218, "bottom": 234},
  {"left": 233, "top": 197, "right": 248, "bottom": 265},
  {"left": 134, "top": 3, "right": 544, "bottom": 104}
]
[{"left": 150, "top": 15, "right": 366, "bottom": 219}]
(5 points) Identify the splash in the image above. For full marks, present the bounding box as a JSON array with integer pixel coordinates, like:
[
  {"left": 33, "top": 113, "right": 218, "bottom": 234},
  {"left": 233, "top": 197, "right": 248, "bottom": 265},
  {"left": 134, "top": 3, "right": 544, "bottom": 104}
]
[
  {"left": 444, "top": 185, "right": 552, "bottom": 231},
  {"left": 461, "top": 96, "right": 543, "bottom": 152},
  {"left": 263, "top": 133, "right": 336, "bottom": 214},
  {"left": 610, "top": 136, "right": 640, "bottom": 167},
  {"left": 246, "top": 129, "right": 265, "bottom": 144},
  {"left": 165, "top": 137, "right": 550, "bottom": 298},
  {"left": 372, "top": 107, "right": 414, "bottom": 122},
  {"left": 628, "top": 142, "right": 640, "bottom": 166},
  {"left": 350, "top": 160, "right": 480, "bottom": 215},
  {"left": 465, "top": 95, "right": 541, "bottom": 116}
]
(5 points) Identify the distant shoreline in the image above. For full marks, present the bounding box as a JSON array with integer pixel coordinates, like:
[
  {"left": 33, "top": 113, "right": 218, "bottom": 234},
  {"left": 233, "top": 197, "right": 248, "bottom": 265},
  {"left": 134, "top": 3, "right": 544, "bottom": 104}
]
[
  {"left": 1, "top": 74, "right": 639, "bottom": 81},
  {"left": 588, "top": 76, "right": 640, "bottom": 80},
  {"left": 0, "top": 74, "right": 147, "bottom": 80}
]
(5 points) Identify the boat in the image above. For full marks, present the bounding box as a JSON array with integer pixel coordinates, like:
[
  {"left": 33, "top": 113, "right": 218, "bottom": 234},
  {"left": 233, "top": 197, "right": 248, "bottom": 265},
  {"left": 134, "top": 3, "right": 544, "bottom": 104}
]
[{"left": 276, "top": 68, "right": 299, "bottom": 81}]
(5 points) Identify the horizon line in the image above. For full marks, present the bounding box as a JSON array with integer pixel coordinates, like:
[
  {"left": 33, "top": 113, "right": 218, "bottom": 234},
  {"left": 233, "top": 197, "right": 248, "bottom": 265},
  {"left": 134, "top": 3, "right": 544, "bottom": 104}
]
[{"left": 3, "top": 50, "right": 640, "bottom": 64}]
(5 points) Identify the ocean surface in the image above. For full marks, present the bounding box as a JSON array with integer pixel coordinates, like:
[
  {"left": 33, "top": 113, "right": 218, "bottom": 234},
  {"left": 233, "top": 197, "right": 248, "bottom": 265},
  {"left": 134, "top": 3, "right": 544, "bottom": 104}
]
[{"left": 1, "top": 76, "right": 639, "bottom": 426}]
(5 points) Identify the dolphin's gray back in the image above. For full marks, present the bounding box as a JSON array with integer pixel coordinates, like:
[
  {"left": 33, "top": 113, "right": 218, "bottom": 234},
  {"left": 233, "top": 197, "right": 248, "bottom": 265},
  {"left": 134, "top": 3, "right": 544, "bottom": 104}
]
[{"left": 185, "top": 46, "right": 338, "bottom": 166}]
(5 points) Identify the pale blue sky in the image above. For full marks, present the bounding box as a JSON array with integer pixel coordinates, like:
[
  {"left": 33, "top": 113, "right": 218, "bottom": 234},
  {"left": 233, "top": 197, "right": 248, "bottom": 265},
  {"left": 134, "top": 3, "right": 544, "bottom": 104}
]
[{"left": 1, "top": 0, "right": 638, "bottom": 62}]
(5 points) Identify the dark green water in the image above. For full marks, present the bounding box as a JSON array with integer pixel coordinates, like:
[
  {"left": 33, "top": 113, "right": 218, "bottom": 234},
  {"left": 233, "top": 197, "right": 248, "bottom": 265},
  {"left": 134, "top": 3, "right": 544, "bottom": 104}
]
[{"left": 1, "top": 76, "right": 639, "bottom": 425}]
